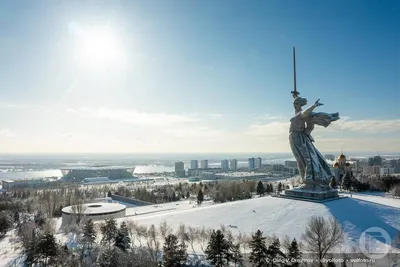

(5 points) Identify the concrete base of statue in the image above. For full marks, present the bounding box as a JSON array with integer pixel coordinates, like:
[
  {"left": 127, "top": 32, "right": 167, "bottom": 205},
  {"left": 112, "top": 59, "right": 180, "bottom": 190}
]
[{"left": 274, "top": 184, "right": 344, "bottom": 203}]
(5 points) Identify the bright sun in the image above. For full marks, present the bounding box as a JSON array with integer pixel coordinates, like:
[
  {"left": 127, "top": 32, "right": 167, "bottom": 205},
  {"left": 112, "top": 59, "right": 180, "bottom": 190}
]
[{"left": 74, "top": 26, "right": 122, "bottom": 68}]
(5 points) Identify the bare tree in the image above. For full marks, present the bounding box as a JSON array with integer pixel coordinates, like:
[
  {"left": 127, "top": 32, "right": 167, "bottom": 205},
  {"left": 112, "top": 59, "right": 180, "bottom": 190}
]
[
  {"left": 147, "top": 224, "right": 160, "bottom": 261},
  {"left": 136, "top": 224, "right": 148, "bottom": 247},
  {"left": 197, "top": 226, "right": 209, "bottom": 253},
  {"left": 43, "top": 218, "right": 57, "bottom": 234},
  {"left": 235, "top": 232, "right": 248, "bottom": 254},
  {"left": 220, "top": 224, "right": 227, "bottom": 234},
  {"left": 301, "top": 215, "right": 344, "bottom": 265},
  {"left": 70, "top": 200, "right": 87, "bottom": 226},
  {"left": 177, "top": 223, "right": 188, "bottom": 244},
  {"left": 159, "top": 220, "right": 171, "bottom": 240},
  {"left": 186, "top": 226, "right": 199, "bottom": 253},
  {"left": 126, "top": 220, "right": 138, "bottom": 246},
  {"left": 281, "top": 234, "right": 292, "bottom": 254}
]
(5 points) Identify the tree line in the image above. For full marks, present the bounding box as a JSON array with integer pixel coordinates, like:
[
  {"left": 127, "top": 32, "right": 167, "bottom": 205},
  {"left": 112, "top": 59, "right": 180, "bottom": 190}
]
[{"left": 11, "top": 211, "right": 383, "bottom": 267}]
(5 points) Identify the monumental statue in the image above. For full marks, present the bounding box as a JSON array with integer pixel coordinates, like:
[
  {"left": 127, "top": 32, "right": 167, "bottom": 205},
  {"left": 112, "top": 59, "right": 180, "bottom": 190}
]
[{"left": 289, "top": 47, "right": 340, "bottom": 191}]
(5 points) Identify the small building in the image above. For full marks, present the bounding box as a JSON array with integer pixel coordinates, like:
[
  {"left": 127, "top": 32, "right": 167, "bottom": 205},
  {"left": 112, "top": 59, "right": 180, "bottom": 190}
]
[
  {"left": 61, "top": 202, "right": 126, "bottom": 227},
  {"left": 200, "top": 172, "right": 216, "bottom": 180},
  {"left": 1, "top": 179, "right": 47, "bottom": 190}
]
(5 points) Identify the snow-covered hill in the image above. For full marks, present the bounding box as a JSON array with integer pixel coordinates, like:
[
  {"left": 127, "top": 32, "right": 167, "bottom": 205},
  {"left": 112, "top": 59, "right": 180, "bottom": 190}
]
[
  {"left": 119, "top": 193, "right": 399, "bottom": 252},
  {"left": 1, "top": 193, "right": 399, "bottom": 266}
]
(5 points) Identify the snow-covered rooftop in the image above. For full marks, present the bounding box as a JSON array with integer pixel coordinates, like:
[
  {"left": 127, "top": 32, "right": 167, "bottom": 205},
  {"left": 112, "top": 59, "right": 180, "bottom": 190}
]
[{"left": 62, "top": 202, "right": 126, "bottom": 215}]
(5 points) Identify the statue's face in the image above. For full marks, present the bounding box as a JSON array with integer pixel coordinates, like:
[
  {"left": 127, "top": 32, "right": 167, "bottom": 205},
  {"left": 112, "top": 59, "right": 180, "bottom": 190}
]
[
  {"left": 293, "top": 101, "right": 302, "bottom": 110},
  {"left": 293, "top": 98, "right": 307, "bottom": 110}
]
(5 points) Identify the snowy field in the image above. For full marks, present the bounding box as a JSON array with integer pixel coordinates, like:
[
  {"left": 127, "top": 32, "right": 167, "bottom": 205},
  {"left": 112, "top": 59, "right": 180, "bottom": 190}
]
[
  {"left": 118, "top": 193, "right": 400, "bottom": 251},
  {"left": 1, "top": 192, "right": 399, "bottom": 266}
]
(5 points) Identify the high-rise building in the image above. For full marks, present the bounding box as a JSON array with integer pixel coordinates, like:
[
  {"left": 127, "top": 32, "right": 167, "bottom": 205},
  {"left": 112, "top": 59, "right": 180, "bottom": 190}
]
[
  {"left": 229, "top": 159, "right": 238, "bottom": 171},
  {"left": 368, "top": 156, "right": 382, "bottom": 167},
  {"left": 248, "top": 157, "right": 255, "bottom": 170},
  {"left": 174, "top": 162, "right": 185, "bottom": 177},
  {"left": 190, "top": 160, "right": 199, "bottom": 169},
  {"left": 200, "top": 160, "right": 208, "bottom": 169},
  {"left": 285, "top": 160, "right": 298, "bottom": 168},
  {"left": 221, "top": 159, "right": 229, "bottom": 171},
  {"left": 255, "top": 157, "right": 262, "bottom": 169}
]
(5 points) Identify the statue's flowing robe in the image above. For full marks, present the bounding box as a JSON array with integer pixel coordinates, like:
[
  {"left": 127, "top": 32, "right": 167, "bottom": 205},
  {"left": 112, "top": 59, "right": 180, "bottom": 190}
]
[{"left": 289, "top": 112, "right": 340, "bottom": 185}]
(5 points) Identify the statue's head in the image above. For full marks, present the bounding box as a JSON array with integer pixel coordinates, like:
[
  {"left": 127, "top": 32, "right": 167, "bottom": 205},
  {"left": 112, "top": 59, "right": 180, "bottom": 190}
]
[{"left": 293, "top": 97, "right": 307, "bottom": 110}]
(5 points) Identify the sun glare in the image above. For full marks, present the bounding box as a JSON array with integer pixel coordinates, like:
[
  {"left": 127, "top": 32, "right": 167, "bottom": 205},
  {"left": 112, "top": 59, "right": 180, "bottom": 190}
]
[{"left": 73, "top": 26, "right": 122, "bottom": 68}]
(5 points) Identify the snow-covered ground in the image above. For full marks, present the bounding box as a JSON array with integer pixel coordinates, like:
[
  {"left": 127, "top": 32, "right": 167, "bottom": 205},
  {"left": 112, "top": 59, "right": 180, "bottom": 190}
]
[
  {"left": 0, "top": 230, "right": 23, "bottom": 267},
  {"left": 118, "top": 193, "right": 399, "bottom": 251},
  {"left": 1, "top": 192, "right": 399, "bottom": 266}
]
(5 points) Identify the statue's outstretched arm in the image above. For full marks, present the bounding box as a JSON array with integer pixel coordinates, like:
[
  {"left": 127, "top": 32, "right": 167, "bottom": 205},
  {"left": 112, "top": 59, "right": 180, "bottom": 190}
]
[{"left": 301, "top": 99, "right": 323, "bottom": 118}]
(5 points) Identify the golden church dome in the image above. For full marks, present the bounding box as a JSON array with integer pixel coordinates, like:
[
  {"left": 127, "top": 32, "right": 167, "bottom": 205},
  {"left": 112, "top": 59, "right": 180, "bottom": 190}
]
[{"left": 333, "top": 162, "right": 339, "bottom": 168}]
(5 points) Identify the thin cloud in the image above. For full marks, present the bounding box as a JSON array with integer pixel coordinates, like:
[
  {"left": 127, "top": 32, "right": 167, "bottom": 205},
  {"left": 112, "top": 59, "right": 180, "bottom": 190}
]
[
  {"left": 252, "top": 114, "right": 286, "bottom": 122},
  {"left": 244, "top": 121, "right": 289, "bottom": 137},
  {"left": 210, "top": 113, "right": 223, "bottom": 119},
  {"left": 246, "top": 117, "right": 400, "bottom": 136},
  {"left": 0, "top": 128, "right": 16, "bottom": 138},
  {"left": 329, "top": 119, "right": 400, "bottom": 133},
  {"left": 162, "top": 126, "right": 226, "bottom": 138},
  {"left": 61, "top": 132, "right": 74, "bottom": 138},
  {"left": 66, "top": 107, "right": 200, "bottom": 126},
  {"left": 0, "top": 102, "right": 50, "bottom": 112}
]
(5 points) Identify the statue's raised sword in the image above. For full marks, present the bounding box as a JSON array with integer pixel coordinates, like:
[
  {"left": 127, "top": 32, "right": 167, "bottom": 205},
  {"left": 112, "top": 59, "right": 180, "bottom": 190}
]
[{"left": 291, "top": 46, "right": 300, "bottom": 99}]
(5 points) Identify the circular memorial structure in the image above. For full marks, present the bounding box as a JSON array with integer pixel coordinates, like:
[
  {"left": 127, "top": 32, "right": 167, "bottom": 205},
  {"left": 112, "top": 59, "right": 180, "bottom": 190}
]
[{"left": 62, "top": 202, "right": 126, "bottom": 226}]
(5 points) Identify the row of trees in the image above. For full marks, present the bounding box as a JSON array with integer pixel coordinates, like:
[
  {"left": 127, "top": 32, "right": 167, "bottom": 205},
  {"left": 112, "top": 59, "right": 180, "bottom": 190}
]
[
  {"left": 23, "top": 214, "right": 354, "bottom": 267},
  {"left": 113, "top": 180, "right": 285, "bottom": 205},
  {"left": 333, "top": 173, "right": 400, "bottom": 196}
]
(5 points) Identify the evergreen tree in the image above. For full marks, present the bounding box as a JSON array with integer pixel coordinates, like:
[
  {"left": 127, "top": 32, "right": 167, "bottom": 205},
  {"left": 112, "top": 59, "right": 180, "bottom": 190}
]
[
  {"left": 205, "top": 229, "right": 233, "bottom": 267},
  {"left": 287, "top": 238, "right": 302, "bottom": 267},
  {"left": 115, "top": 221, "right": 131, "bottom": 252},
  {"left": 268, "top": 183, "right": 274, "bottom": 193},
  {"left": 256, "top": 181, "right": 266, "bottom": 196},
  {"left": 266, "top": 238, "right": 285, "bottom": 266},
  {"left": 163, "top": 234, "right": 187, "bottom": 267},
  {"left": 342, "top": 173, "right": 352, "bottom": 191},
  {"left": 197, "top": 189, "right": 204, "bottom": 205},
  {"left": 38, "top": 232, "right": 58, "bottom": 266},
  {"left": 249, "top": 230, "right": 268, "bottom": 267},
  {"left": 25, "top": 231, "right": 39, "bottom": 266},
  {"left": 98, "top": 247, "right": 123, "bottom": 267},
  {"left": 186, "top": 191, "right": 190, "bottom": 199},
  {"left": 83, "top": 219, "right": 97, "bottom": 250},
  {"left": 107, "top": 190, "right": 112, "bottom": 197},
  {"left": 278, "top": 182, "right": 283, "bottom": 192},
  {"left": 0, "top": 212, "right": 12, "bottom": 237},
  {"left": 327, "top": 261, "right": 336, "bottom": 267},
  {"left": 13, "top": 210, "right": 20, "bottom": 223},
  {"left": 101, "top": 218, "right": 118, "bottom": 249},
  {"left": 329, "top": 177, "right": 337, "bottom": 189}
]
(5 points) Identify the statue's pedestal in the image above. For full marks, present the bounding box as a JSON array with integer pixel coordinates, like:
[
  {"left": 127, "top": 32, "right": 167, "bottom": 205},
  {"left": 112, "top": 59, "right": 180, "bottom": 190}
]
[{"left": 275, "top": 187, "right": 342, "bottom": 203}]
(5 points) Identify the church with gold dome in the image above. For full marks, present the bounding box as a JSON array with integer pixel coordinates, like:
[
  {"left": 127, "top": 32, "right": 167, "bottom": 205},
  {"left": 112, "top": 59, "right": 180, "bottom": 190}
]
[{"left": 332, "top": 153, "right": 354, "bottom": 186}]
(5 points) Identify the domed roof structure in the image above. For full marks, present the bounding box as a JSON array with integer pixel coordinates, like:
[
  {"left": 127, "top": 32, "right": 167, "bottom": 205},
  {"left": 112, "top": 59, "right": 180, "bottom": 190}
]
[
  {"left": 333, "top": 162, "right": 339, "bottom": 168},
  {"left": 338, "top": 154, "right": 346, "bottom": 160}
]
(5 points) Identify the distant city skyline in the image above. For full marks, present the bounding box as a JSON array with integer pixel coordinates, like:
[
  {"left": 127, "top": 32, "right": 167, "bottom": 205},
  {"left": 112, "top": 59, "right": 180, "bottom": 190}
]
[{"left": 0, "top": 0, "right": 399, "bottom": 153}]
